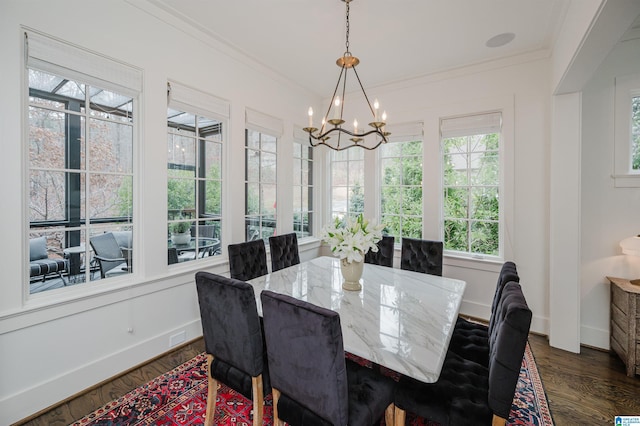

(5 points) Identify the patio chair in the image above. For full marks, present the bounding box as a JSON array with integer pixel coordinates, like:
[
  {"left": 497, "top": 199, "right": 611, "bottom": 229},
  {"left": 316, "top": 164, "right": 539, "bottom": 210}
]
[
  {"left": 89, "top": 232, "right": 129, "bottom": 278},
  {"left": 29, "top": 236, "right": 68, "bottom": 285}
]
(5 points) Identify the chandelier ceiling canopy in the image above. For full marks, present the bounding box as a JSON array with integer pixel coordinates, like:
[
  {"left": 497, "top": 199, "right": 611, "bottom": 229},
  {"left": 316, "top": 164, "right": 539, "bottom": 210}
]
[{"left": 304, "top": 0, "right": 389, "bottom": 151}]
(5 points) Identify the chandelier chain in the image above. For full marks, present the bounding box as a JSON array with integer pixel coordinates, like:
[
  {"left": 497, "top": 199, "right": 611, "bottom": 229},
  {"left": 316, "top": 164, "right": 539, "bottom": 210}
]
[{"left": 345, "top": 0, "right": 350, "bottom": 54}]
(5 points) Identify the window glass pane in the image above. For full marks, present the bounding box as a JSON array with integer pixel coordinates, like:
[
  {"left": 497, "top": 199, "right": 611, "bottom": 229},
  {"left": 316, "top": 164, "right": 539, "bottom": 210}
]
[
  {"left": 245, "top": 129, "right": 277, "bottom": 241},
  {"left": 89, "top": 174, "right": 132, "bottom": 219},
  {"left": 246, "top": 182, "right": 260, "bottom": 215},
  {"left": 205, "top": 180, "right": 222, "bottom": 215},
  {"left": 89, "top": 119, "right": 133, "bottom": 173},
  {"left": 441, "top": 113, "right": 501, "bottom": 258},
  {"left": 632, "top": 96, "right": 640, "bottom": 170},
  {"left": 29, "top": 107, "right": 70, "bottom": 170},
  {"left": 168, "top": 177, "right": 195, "bottom": 213},
  {"left": 379, "top": 140, "right": 423, "bottom": 243},
  {"left": 29, "top": 170, "right": 68, "bottom": 222}
]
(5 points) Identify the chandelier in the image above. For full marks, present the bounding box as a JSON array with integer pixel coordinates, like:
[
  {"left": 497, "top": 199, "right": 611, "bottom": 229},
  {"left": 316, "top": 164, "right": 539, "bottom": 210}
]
[{"left": 304, "top": 0, "right": 389, "bottom": 151}]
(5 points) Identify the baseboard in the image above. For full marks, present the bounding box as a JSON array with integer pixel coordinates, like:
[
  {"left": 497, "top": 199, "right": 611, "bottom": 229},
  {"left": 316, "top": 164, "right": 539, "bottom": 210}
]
[
  {"left": 580, "top": 323, "right": 609, "bottom": 350},
  {"left": 1, "top": 320, "right": 203, "bottom": 425}
]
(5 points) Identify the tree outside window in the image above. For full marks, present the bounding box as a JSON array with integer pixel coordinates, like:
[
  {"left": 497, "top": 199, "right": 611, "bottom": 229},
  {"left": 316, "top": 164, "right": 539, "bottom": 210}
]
[
  {"left": 380, "top": 140, "right": 423, "bottom": 241},
  {"left": 442, "top": 132, "right": 500, "bottom": 256},
  {"left": 331, "top": 149, "right": 364, "bottom": 221}
]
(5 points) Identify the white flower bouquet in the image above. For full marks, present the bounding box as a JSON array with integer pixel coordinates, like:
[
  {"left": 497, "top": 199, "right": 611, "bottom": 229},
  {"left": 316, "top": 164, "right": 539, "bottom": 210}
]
[{"left": 320, "top": 214, "right": 384, "bottom": 263}]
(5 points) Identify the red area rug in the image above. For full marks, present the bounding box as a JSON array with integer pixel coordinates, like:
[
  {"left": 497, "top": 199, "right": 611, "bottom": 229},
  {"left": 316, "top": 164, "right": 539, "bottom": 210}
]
[{"left": 71, "top": 343, "right": 552, "bottom": 425}]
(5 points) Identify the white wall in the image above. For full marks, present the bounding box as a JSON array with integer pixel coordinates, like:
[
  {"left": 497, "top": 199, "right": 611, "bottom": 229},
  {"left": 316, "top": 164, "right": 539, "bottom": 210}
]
[
  {"left": 0, "top": 1, "right": 319, "bottom": 423},
  {"left": 580, "top": 37, "right": 640, "bottom": 349},
  {"left": 372, "top": 55, "right": 551, "bottom": 335}
]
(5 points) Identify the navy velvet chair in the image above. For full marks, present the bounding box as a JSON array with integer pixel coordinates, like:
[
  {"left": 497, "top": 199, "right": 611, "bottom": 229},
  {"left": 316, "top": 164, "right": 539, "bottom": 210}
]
[
  {"left": 269, "top": 232, "right": 300, "bottom": 272},
  {"left": 195, "top": 272, "right": 271, "bottom": 426},
  {"left": 400, "top": 238, "right": 443, "bottom": 276},
  {"left": 228, "top": 239, "right": 268, "bottom": 281},
  {"left": 364, "top": 235, "right": 395, "bottom": 268},
  {"left": 393, "top": 281, "right": 532, "bottom": 426},
  {"left": 450, "top": 261, "right": 520, "bottom": 366},
  {"left": 260, "top": 290, "right": 396, "bottom": 426}
]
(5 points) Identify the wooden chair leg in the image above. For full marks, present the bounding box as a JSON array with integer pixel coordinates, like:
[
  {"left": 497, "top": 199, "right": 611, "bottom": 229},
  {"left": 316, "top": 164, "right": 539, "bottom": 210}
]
[
  {"left": 272, "top": 388, "right": 284, "bottom": 426},
  {"left": 492, "top": 414, "right": 507, "bottom": 426},
  {"left": 251, "top": 375, "right": 264, "bottom": 426},
  {"left": 394, "top": 406, "right": 406, "bottom": 426},
  {"left": 204, "top": 355, "right": 218, "bottom": 426},
  {"left": 384, "top": 403, "right": 395, "bottom": 425}
]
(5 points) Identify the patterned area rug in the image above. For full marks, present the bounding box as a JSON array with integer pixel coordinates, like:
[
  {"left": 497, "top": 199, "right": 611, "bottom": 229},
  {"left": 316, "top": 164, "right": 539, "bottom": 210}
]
[{"left": 71, "top": 343, "right": 553, "bottom": 425}]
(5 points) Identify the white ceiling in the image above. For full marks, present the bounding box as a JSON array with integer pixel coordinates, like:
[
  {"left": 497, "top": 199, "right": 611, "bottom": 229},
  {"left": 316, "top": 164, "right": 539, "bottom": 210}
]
[{"left": 142, "top": 0, "right": 571, "bottom": 97}]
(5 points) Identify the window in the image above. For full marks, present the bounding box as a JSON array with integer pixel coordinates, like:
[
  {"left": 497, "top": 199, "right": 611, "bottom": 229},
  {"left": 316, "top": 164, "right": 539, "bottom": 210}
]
[
  {"left": 614, "top": 73, "right": 640, "bottom": 187},
  {"left": 167, "top": 82, "right": 226, "bottom": 264},
  {"left": 330, "top": 149, "right": 364, "bottom": 220},
  {"left": 380, "top": 140, "right": 423, "bottom": 241},
  {"left": 245, "top": 129, "right": 277, "bottom": 241},
  {"left": 244, "top": 109, "right": 282, "bottom": 242},
  {"left": 293, "top": 135, "right": 313, "bottom": 238},
  {"left": 26, "top": 31, "right": 140, "bottom": 293},
  {"left": 441, "top": 112, "right": 501, "bottom": 258}
]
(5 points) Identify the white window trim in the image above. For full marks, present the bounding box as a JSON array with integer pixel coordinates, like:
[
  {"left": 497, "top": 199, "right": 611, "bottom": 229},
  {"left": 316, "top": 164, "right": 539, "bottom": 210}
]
[{"left": 613, "top": 73, "right": 640, "bottom": 188}]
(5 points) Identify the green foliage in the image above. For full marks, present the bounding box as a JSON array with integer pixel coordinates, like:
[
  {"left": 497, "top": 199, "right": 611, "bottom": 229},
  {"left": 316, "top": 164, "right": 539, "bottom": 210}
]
[
  {"left": 170, "top": 220, "right": 190, "bottom": 234},
  {"left": 442, "top": 134, "right": 500, "bottom": 256},
  {"left": 348, "top": 181, "right": 364, "bottom": 214}
]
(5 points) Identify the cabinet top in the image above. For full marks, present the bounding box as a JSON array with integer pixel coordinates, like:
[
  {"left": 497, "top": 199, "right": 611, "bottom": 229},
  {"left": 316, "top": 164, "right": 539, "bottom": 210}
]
[{"left": 607, "top": 276, "right": 640, "bottom": 294}]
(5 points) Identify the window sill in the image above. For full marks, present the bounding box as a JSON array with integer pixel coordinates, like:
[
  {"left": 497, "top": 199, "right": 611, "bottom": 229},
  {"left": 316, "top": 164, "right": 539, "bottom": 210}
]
[
  {"left": 612, "top": 173, "right": 640, "bottom": 188},
  {"left": 443, "top": 253, "right": 503, "bottom": 273}
]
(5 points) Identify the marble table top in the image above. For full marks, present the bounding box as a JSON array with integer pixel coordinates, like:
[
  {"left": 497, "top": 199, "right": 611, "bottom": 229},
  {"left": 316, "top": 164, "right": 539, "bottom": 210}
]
[{"left": 247, "top": 256, "right": 466, "bottom": 383}]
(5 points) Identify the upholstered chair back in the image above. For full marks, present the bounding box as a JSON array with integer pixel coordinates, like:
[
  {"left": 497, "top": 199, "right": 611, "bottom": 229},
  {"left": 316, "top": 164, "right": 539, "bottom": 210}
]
[
  {"left": 269, "top": 233, "right": 300, "bottom": 272},
  {"left": 487, "top": 281, "right": 532, "bottom": 420},
  {"left": 364, "top": 235, "right": 395, "bottom": 268},
  {"left": 228, "top": 239, "right": 268, "bottom": 281},
  {"left": 400, "top": 237, "right": 443, "bottom": 276}
]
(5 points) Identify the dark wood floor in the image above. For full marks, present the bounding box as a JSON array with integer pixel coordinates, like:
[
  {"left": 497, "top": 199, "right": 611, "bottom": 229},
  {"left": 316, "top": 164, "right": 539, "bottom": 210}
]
[{"left": 13, "top": 334, "right": 640, "bottom": 425}]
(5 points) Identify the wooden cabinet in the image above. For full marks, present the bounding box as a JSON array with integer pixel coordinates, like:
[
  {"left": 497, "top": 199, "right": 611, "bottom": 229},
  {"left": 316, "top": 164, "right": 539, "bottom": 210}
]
[{"left": 608, "top": 277, "right": 640, "bottom": 377}]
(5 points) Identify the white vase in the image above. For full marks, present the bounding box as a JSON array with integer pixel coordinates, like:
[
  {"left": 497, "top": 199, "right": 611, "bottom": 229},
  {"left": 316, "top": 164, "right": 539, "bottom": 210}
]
[
  {"left": 340, "top": 258, "right": 364, "bottom": 291},
  {"left": 171, "top": 231, "right": 191, "bottom": 245}
]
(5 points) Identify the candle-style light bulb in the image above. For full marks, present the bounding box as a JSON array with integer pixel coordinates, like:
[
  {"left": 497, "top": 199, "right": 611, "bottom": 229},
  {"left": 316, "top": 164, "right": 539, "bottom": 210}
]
[
  {"left": 382, "top": 110, "right": 387, "bottom": 122},
  {"left": 353, "top": 119, "right": 358, "bottom": 133},
  {"left": 308, "top": 107, "right": 313, "bottom": 127},
  {"left": 334, "top": 97, "right": 341, "bottom": 119},
  {"left": 374, "top": 98, "right": 379, "bottom": 121}
]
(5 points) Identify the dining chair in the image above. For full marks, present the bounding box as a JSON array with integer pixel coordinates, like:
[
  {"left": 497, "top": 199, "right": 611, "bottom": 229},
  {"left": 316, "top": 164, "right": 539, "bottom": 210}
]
[
  {"left": 260, "top": 290, "right": 396, "bottom": 426},
  {"left": 89, "top": 232, "right": 129, "bottom": 278},
  {"left": 394, "top": 281, "right": 532, "bottom": 426},
  {"left": 364, "top": 235, "right": 395, "bottom": 268},
  {"left": 195, "top": 271, "right": 271, "bottom": 426},
  {"left": 268, "top": 232, "right": 300, "bottom": 272},
  {"left": 400, "top": 237, "right": 443, "bottom": 276},
  {"left": 228, "top": 239, "right": 268, "bottom": 281},
  {"left": 450, "top": 261, "right": 520, "bottom": 367}
]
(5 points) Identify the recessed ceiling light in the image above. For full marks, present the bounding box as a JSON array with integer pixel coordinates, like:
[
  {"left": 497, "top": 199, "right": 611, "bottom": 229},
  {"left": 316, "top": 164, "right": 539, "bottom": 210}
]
[{"left": 486, "top": 32, "right": 515, "bottom": 48}]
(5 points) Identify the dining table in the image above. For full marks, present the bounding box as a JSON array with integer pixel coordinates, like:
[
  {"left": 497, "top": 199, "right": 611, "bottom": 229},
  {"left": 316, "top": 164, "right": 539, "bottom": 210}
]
[{"left": 247, "top": 256, "right": 466, "bottom": 383}]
